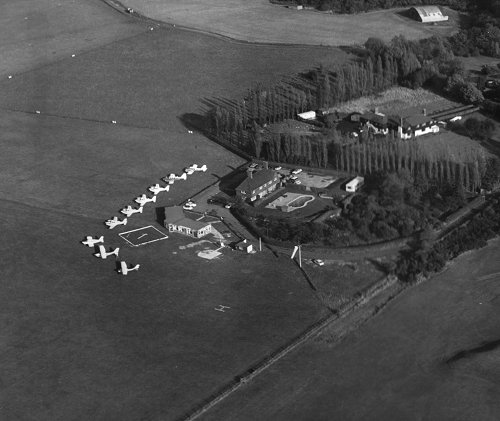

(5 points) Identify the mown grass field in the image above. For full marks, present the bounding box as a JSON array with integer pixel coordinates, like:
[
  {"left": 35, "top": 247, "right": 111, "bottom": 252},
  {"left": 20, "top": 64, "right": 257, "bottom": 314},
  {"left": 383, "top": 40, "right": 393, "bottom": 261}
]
[
  {"left": 120, "top": 0, "right": 459, "bottom": 46},
  {"left": 0, "top": 24, "right": 349, "bottom": 130},
  {"left": 203, "top": 238, "right": 500, "bottom": 421},
  {"left": 0, "top": 1, "right": 347, "bottom": 419}
]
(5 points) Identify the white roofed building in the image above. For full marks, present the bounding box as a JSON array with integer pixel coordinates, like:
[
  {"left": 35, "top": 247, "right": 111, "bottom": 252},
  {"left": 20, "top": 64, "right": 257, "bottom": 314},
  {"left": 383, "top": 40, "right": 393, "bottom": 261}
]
[{"left": 409, "top": 6, "right": 448, "bottom": 23}]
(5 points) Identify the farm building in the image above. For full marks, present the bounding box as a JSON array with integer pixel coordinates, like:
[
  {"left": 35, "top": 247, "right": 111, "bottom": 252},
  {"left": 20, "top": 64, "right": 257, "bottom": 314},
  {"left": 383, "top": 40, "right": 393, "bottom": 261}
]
[
  {"left": 163, "top": 206, "right": 212, "bottom": 238},
  {"left": 390, "top": 113, "right": 439, "bottom": 139},
  {"left": 409, "top": 6, "right": 448, "bottom": 23},
  {"left": 345, "top": 176, "right": 364, "bottom": 193},
  {"left": 360, "top": 111, "right": 389, "bottom": 135},
  {"left": 236, "top": 168, "right": 281, "bottom": 202}
]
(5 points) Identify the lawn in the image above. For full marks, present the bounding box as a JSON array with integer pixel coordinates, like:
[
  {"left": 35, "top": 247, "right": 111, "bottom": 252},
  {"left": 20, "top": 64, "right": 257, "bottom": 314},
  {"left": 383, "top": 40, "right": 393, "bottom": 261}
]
[
  {"left": 118, "top": 0, "right": 459, "bottom": 46},
  {"left": 202, "top": 238, "right": 500, "bottom": 421}
]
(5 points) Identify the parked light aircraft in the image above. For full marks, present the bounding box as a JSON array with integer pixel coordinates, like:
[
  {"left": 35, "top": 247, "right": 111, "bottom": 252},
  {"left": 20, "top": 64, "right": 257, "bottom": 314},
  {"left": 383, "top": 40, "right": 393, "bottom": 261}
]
[
  {"left": 81, "top": 235, "right": 104, "bottom": 247},
  {"left": 94, "top": 245, "right": 119, "bottom": 259},
  {"left": 135, "top": 194, "right": 157, "bottom": 206},
  {"left": 191, "top": 164, "right": 207, "bottom": 172},
  {"left": 105, "top": 217, "right": 128, "bottom": 229},
  {"left": 167, "top": 173, "right": 187, "bottom": 181},
  {"left": 120, "top": 205, "right": 144, "bottom": 217},
  {"left": 118, "top": 261, "right": 140, "bottom": 275},
  {"left": 148, "top": 183, "right": 170, "bottom": 195}
]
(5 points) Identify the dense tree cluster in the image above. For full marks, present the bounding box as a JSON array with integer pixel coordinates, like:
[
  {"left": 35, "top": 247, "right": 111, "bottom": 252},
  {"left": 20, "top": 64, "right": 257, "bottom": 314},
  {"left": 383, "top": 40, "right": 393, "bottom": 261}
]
[{"left": 396, "top": 195, "right": 500, "bottom": 283}]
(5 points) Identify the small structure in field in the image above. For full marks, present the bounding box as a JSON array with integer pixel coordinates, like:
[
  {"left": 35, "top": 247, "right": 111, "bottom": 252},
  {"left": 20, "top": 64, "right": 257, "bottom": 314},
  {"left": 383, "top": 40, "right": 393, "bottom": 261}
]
[
  {"left": 235, "top": 239, "right": 254, "bottom": 254},
  {"left": 164, "top": 206, "right": 212, "bottom": 238},
  {"left": 345, "top": 176, "right": 364, "bottom": 193},
  {"left": 236, "top": 165, "right": 281, "bottom": 203},
  {"left": 297, "top": 110, "right": 316, "bottom": 121},
  {"left": 409, "top": 6, "right": 448, "bottom": 23}
]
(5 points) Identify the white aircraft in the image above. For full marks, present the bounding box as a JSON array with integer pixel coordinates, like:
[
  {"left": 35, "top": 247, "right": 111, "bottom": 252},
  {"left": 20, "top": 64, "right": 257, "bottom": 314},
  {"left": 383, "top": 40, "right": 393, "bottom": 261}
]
[
  {"left": 105, "top": 216, "right": 128, "bottom": 229},
  {"left": 184, "top": 167, "right": 195, "bottom": 175},
  {"left": 94, "top": 245, "right": 120, "bottom": 259},
  {"left": 135, "top": 194, "right": 157, "bottom": 206},
  {"left": 161, "top": 177, "right": 175, "bottom": 184},
  {"left": 191, "top": 164, "right": 207, "bottom": 172},
  {"left": 120, "top": 205, "right": 144, "bottom": 217},
  {"left": 118, "top": 261, "right": 140, "bottom": 275},
  {"left": 148, "top": 183, "right": 170, "bottom": 195},
  {"left": 183, "top": 199, "right": 197, "bottom": 210},
  {"left": 81, "top": 235, "right": 104, "bottom": 247},
  {"left": 167, "top": 173, "right": 187, "bottom": 181}
]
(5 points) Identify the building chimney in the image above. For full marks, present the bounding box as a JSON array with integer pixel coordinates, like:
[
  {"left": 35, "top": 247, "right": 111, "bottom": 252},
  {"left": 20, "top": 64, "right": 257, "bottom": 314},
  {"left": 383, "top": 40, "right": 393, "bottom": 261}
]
[
  {"left": 263, "top": 161, "right": 269, "bottom": 170},
  {"left": 247, "top": 168, "right": 253, "bottom": 179},
  {"left": 374, "top": 106, "right": 379, "bottom": 114},
  {"left": 423, "top": 108, "right": 427, "bottom": 116}
]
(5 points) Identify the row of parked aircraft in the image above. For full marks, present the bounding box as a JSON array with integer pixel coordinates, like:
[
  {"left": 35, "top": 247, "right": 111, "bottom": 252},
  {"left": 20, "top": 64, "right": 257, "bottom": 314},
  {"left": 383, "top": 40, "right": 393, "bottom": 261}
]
[
  {"left": 81, "top": 236, "right": 140, "bottom": 275},
  {"left": 85, "top": 164, "right": 207, "bottom": 275}
]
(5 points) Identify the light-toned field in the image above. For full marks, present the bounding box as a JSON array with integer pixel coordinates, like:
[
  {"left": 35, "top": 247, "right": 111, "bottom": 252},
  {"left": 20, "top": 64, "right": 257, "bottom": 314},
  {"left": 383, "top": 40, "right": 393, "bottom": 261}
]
[{"left": 120, "top": 0, "right": 458, "bottom": 46}]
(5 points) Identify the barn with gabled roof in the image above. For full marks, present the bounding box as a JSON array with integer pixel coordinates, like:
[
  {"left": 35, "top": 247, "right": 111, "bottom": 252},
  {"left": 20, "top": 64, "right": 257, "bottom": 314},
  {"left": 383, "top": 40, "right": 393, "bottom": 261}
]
[{"left": 409, "top": 6, "right": 448, "bottom": 23}]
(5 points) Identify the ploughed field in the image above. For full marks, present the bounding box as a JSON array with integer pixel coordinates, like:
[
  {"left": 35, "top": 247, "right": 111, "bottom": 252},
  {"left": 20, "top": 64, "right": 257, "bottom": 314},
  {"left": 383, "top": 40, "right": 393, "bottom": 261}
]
[
  {"left": 203, "top": 238, "right": 500, "bottom": 421},
  {"left": 0, "top": 1, "right": 350, "bottom": 419},
  {"left": 119, "top": 0, "right": 458, "bottom": 46}
]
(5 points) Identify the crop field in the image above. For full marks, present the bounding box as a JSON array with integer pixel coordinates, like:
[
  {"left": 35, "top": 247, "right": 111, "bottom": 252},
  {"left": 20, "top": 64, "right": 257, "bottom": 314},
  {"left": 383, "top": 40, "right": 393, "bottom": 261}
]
[
  {"left": 203, "top": 238, "right": 500, "bottom": 421},
  {"left": 120, "top": 0, "right": 459, "bottom": 46}
]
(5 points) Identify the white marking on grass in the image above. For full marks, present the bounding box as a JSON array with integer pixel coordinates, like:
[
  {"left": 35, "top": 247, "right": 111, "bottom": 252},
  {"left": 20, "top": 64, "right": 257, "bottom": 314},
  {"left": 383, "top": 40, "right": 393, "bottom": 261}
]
[
  {"left": 119, "top": 225, "right": 168, "bottom": 247},
  {"left": 214, "top": 305, "right": 230, "bottom": 312}
]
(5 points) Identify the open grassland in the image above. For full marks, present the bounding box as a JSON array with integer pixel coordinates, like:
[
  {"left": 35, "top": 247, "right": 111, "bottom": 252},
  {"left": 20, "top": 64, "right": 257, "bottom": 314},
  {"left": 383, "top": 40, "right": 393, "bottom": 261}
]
[
  {"left": 203, "top": 238, "right": 500, "bottom": 421},
  {"left": 0, "top": 25, "right": 349, "bottom": 130},
  {"left": 0, "top": 200, "right": 325, "bottom": 420},
  {"left": 119, "top": 0, "right": 458, "bottom": 46},
  {"left": 0, "top": 2, "right": 342, "bottom": 419},
  {"left": 0, "top": 0, "right": 146, "bottom": 77}
]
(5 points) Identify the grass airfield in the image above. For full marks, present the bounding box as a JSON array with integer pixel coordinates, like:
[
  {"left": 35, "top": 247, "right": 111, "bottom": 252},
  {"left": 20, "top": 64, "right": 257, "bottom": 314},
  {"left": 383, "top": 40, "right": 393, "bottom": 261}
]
[
  {"left": 0, "top": 0, "right": 498, "bottom": 420},
  {"left": 0, "top": 1, "right": 337, "bottom": 419}
]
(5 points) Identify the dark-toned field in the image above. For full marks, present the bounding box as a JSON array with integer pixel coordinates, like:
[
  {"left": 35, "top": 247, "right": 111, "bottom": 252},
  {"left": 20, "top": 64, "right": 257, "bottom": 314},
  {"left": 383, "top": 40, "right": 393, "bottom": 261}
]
[{"left": 202, "top": 238, "right": 500, "bottom": 421}]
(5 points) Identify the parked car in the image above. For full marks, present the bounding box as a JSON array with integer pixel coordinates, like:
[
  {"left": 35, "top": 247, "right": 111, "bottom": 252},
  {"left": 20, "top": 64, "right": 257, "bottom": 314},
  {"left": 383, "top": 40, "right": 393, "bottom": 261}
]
[
  {"left": 249, "top": 163, "right": 258, "bottom": 168},
  {"left": 294, "top": 180, "right": 302, "bottom": 185},
  {"left": 274, "top": 166, "right": 282, "bottom": 171},
  {"left": 292, "top": 168, "right": 303, "bottom": 175},
  {"left": 290, "top": 175, "right": 298, "bottom": 180},
  {"left": 312, "top": 259, "right": 325, "bottom": 266}
]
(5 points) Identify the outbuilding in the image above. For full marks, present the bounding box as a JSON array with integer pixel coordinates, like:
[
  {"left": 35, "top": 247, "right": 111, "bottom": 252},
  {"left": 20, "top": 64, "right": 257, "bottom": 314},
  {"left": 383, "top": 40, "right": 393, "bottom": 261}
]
[
  {"left": 409, "top": 6, "right": 448, "bottom": 23},
  {"left": 345, "top": 176, "right": 364, "bottom": 193}
]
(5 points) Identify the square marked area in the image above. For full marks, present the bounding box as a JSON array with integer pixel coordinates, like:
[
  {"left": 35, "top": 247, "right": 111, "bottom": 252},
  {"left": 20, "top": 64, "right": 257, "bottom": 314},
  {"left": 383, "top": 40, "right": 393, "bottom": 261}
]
[{"left": 119, "top": 225, "right": 169, "bottom": 247}]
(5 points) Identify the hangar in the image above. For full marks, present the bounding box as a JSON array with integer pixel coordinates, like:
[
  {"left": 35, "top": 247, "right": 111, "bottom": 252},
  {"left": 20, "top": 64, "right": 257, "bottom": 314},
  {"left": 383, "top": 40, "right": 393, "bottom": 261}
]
[{"left": 409, "top": 6, "right": 448, "bottom": 23}]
